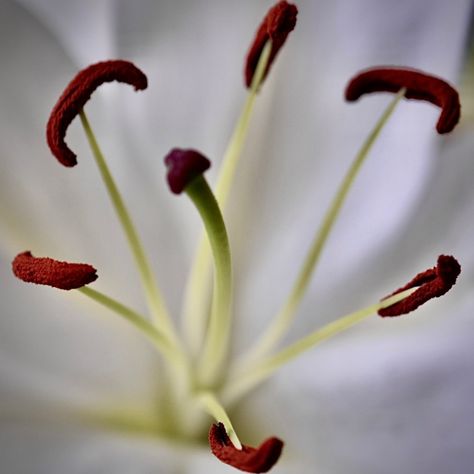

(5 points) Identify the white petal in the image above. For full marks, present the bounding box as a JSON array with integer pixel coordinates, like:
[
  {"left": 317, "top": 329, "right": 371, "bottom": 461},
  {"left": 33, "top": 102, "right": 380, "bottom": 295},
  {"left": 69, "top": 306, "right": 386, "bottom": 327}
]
[
  {"left": 1, "top": 1, "right": 473, "bottom": 473},
  {"left": 14, "top": 0, "right": 115, "bottom": 63},
  {"left": 0, "top": 421, "right": 197, "bottom": 474}
]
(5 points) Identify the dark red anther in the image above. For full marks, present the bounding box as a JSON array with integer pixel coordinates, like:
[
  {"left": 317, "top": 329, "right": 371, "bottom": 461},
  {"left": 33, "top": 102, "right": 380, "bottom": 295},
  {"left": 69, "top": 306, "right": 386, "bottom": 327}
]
[
  {"left": 12, "top": 251, "right": 98, "bottom": 290},
  {"left": 378, "top": 255, "right": 461, "bottom": 317},
  {"left": 345, "top": 67, "right": 461, "bottom": 134},
  {"left": 209, "top": 423, "right": 283, "bottom": 473},
  {"left": 47, "top": 60, "right": 148, "bottom": 167},
  {"left": 244, "top": 1, "right": 298, "bottom": 88},
  {"left": 164, "top": 148, "right": 211, "bottom": 194}
]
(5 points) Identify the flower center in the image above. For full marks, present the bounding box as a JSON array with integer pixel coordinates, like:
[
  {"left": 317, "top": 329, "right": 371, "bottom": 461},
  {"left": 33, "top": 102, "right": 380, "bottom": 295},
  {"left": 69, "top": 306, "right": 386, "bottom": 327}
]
[{"left": 9, "top": 2, "right": 463, "bottom": 472}]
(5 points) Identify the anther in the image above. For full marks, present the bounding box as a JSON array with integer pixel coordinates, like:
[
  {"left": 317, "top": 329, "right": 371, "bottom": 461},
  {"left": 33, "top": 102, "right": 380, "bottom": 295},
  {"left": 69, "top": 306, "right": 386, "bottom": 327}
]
[
  {"left": 164, "top": 148, "right": 211, "bottom": 194},
  {"left": 378, "top": 255, "right": 461, "bottom": 317},
  {"left": 209, "top": 423, "right": 284, "bottom": 473},
  {"left": 245, "top": 1, "right": 298, "bottom": 88},
  {"left": 12, "top": 251, "right": 98, "bottom": 290},
  {"left": 47, "top": 60, "right": 148, "bottom": 167},
  {"left": 345, "top": 67, "right": 461, "bottom": 134}
]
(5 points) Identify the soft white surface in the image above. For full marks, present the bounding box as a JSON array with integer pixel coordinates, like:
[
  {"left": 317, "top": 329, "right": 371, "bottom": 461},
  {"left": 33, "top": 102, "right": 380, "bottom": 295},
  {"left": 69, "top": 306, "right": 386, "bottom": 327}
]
[{"left": 1, "top": 0, "right": 473, "bottom": 472}]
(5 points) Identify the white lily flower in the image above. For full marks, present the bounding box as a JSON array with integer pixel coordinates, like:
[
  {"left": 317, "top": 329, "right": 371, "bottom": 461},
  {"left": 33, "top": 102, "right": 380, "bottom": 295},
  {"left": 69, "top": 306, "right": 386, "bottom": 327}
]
[{"left": 1, "top": 0, "right": 473, "bottom": 473}]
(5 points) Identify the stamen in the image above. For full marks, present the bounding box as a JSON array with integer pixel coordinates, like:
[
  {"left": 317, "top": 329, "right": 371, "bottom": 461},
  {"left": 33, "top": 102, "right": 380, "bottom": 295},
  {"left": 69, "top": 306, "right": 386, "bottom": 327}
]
[
  {"left": 12, "top": 251, "right": 97, "bottom": 290},
  {"left": 345, "top": 67, "right": 461, "bottom": 134},
  {"left": 196, "top": 391, "right": 242, "bottom": 450},
  {"left": 165, "top": 149, "right": 232, "bottom": 385},
  {"left": 209, "top": 422, "right": 283, "bottom": 473},
  {"left": 225, "top": 288, "right": 416, "bottom": 403},
  {"left": 78, "top": 287, "right": 186, "bottom": 370},
  {"left": 79, "top": 110, "right": 176, "bottom": 341},
  {"left": 378, "top": 255, "right": 461, "bottom": 317},
  {"left": 245, "top": 1, "right": 298, "bottom": 88},
  {"left": 242, "top": 88, "right": 406, "bottom": 363},
  {"left": 47, "top": 60, "right": 147, "bottom": 166},
  {"left": 164, "top": 148, "right": 211, "bottom": 194}
]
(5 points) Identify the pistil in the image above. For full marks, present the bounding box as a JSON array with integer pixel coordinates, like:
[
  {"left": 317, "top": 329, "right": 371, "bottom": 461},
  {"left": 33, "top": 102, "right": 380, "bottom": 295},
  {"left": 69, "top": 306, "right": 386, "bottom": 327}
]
[
  {"left": 181, "top": 40, "right": 272, "bottom": 355},
  {"left": 186, "top": 175, "right": 233, "bottom": 385},
  {"left": 182, "top": 2, "right": 298, "bottom": 357},
  {"left": 165, "top": 149, "right": 233, "bottom": 386}
]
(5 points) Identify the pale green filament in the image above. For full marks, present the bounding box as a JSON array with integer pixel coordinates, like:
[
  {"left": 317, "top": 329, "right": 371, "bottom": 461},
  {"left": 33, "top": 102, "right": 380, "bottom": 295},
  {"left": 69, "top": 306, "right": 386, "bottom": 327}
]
[
  {"left": 195, "top": 391, "right": 242, "bottom": 449},
  {"left": 78, "top": 287, "right": 186, "bottom": 370},
  {"left": 182, "top": 41, "right": 273, "bottom": 355},
  {"left": 243, "top": 88, "right": 407, "bottom": 362},
  {"left": 216, "top": 40, "right": 273, "bottom": 205},
  {"left": 79, "top": 110, "right": 177, "bottom": 344},
  {"left": 223, "top": 287, "right": 416, "bottom": 403},
  {"left": 184, "top": 176, "right": 232, "bottom": 386}
]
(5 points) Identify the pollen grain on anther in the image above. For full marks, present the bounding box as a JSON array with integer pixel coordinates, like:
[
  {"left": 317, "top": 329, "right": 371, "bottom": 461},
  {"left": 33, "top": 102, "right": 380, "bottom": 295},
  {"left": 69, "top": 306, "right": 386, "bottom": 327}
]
[
  {"left": 12, "top": 251, "right": 98, "bottom": 290},
  {"left": 378, "top": 255, "right": 461, "bottom": 317},
  {"left": 345, "top": 67, "right": 461, "bottom": 134},
  {"left": 209, "top": 422, "right": 284, "bottom": 473},
  {"left": 164, "top": 148, "right": 211, "bottom": 194},
  {"left": 47, "top": 60, "right": 148, "bottom": 167},
  {"left": 245, "top": 1, "right": 298, "bottom": 88}
]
